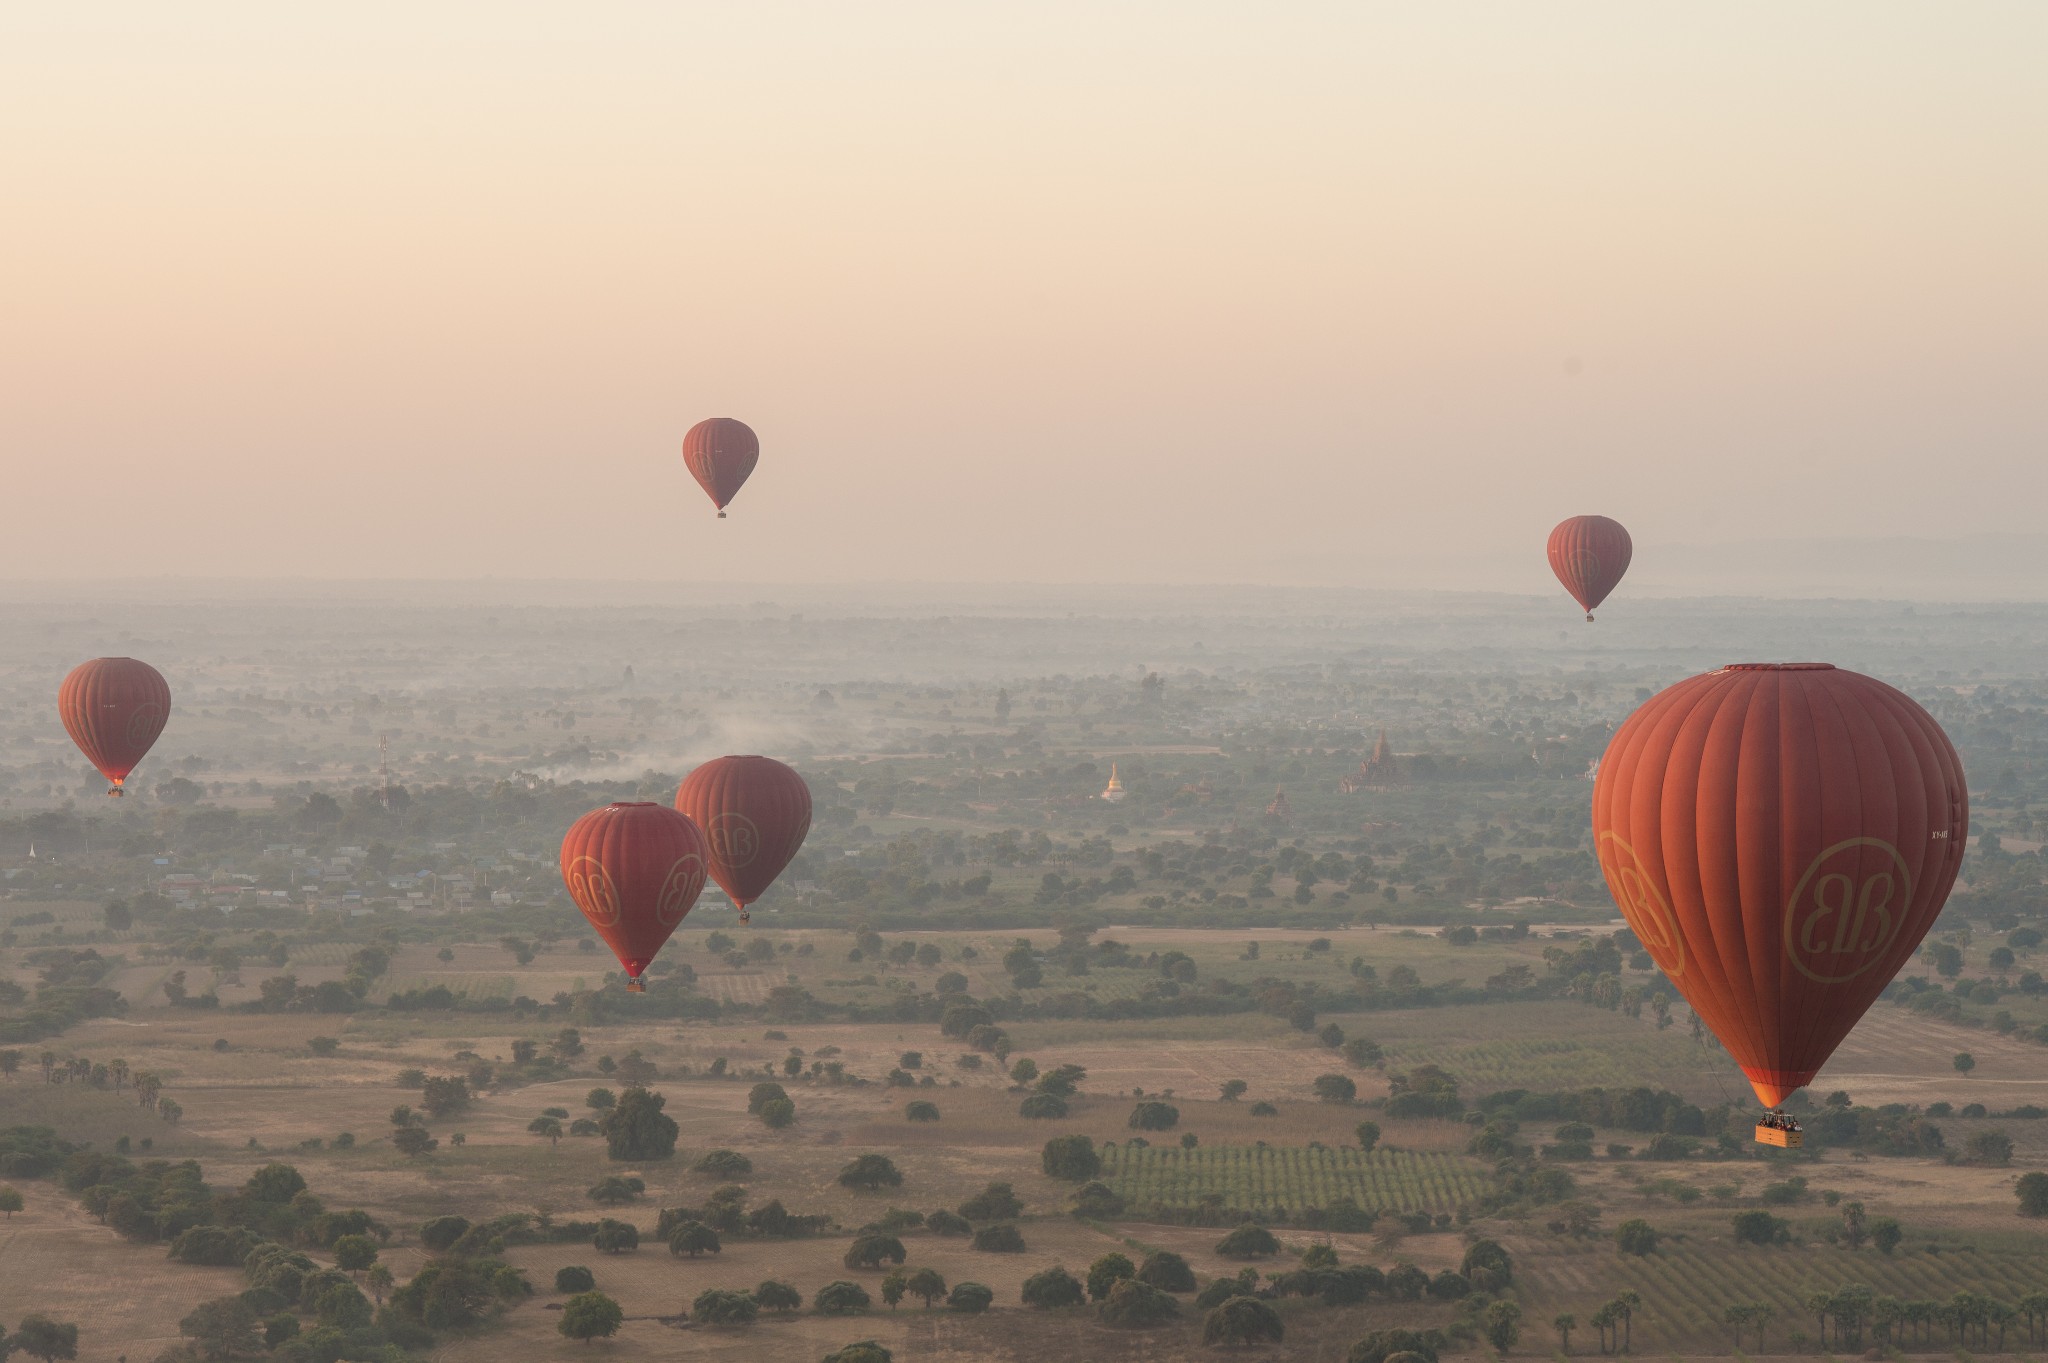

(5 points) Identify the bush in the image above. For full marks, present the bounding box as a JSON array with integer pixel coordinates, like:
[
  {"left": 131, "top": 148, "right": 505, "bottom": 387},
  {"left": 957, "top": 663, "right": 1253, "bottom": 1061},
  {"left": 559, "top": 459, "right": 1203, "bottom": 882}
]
[
  {"left": 555, "top": 1265, "right": 595, "bottom": 1293},
  {"left": 1087, "top": 1252, "right": 1136, "bottom": 1301},
  {"left": 748, "top": 1081, "right": 789, "bottom": 1114},
  {"left": 2017, "top": 1171, "right": 2048, "bottom": 1216},
  {"left": 905, "top": 1101, "right": 940, "bottom": 1123},
  {"left": 599, "top": 1087, "right": 677, "bottom": 1162},
  {"left": 693, "top": 1148, "right": 754, "bottom": 1179},
  {"left": 1615, "top": 1219, "right": 1659, "bottom": 1255},
  {"left": 754, "top": 1280, "right": 802, "bottom": 1311},
  {"left": 1348, "top": 1328, "right": 1443, "bottom": 1363},
  {"left": 1098, "top": 1278, "right": 1180, "bottom": 1328},
  {"left": 558, "top": 1290, "right": 623, "bottom": 1342},
  {"left": 1215, "top": 1223, "right": 1280, "bottom": 1258},
  {"left": 1314, "top": 1073, "right": 1359, "bottom": 1104},
  {"left": 1019, "top": 1093, "right": 1069, "bottom": 1119},
  {"left": 1136, "top": 1250, "right": 1195, "bottom": 1292},
  {"left": 1732, "top": 1210, "right": 1789, "bottom": 1245},
  {"left": 669, "top": 1220, "right": 722, "bottom": 1257},
  {"left": 1128, "top": 1101, "right": 1180, "bottom": 1131},
  {"left": 1068, "top": 1181, "right": 1126, "bottom": 1218},
  {"left": 691, "top": 1287, "right": 758, "bottom": 1325},
  {"left": 1968, "top": 1130, "right": 2015, "bottom": 1165},
  {"left": 814, "top": 1280, "right": 873, "bottom": 1315},
  {"left": 759, "top": 1098, "right": 797, "bottom": 1130},
  {"left": 839, "top": 1154, "right": 904, "bottom": 1191},
  {"left": 1205, "top": 1294, "right": 1285, "bottom": 1345},
  {"left": 958, "top": 1181, "right": 1023, "bottom": 1221},
  {"left": 822, "top": 1343, "right": 892, "bottom": 1363},
  {"left": 926, "top": 1209, "right": 971, "bottom": 1236},
  {"left": 948, "top": 1281, "right": 994, "bottom": 1314},
  {"left": 593, "top": 1218, "right": 640, "bottom": 1253},
  {"left": 420, "top": 1215, "right": 471, "bottom": 1252},
  {"left": 844, "top": 1233, "right": 907, "bottom": 1270},
  {"left": 1041, "top": 1134, "right": 1102, "bottom": 1182},
  {"left": 972, "top": 1224, "right": 1026, "bottom": 1253},
  {"left": 1021, "top": 1265, "right": 1086, "bottom": 1308}
]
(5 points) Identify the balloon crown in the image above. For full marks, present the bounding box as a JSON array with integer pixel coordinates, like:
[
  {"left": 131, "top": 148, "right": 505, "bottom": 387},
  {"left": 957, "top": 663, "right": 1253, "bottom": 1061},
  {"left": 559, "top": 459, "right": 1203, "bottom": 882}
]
[{"left": 1717, "top": 663, "right": 1835, "bottom": 673}]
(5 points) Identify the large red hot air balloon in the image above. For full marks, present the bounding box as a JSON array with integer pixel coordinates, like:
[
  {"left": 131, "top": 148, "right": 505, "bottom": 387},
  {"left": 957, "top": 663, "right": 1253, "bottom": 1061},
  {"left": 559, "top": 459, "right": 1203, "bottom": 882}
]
[
  {"left": 675, "top": 756, "right": 812, "bottom": 925},
  {"left": 560, "top": 802, "right": 708, "bottom": 991},
  {"left": 59, "top": 657, "right": 171, "bottom": 797},
  {"left": 1547, "top": 515, "right": 1632, "bottom": 621},
  {"left": 682, "top": 418, "right": 760, "bottom": 518},
  {"left": 1592, "top": 664, "right": 1966, "bottom": 1116}
]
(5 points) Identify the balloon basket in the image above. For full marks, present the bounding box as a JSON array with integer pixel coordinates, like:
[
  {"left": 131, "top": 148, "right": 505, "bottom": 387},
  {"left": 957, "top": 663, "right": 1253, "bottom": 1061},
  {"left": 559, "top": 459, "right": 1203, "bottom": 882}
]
[
  {"left": 107, "top": 786, "right": 125, "bottom": 798},
  {"left": 717, "top": 511, "right": 727, "bottom": 519},
  {"left": 625, "top": 978, "right": 645, "bottom": 993},
  {"left": 1585, "top": 613, "right": 1595, "bottom": 623},
  {"left": 737, "top": 908, "right": 750, "bottom": 925},
  {"left": 1754, "top": 1121, "right": 1801, "bottom": 1148}
]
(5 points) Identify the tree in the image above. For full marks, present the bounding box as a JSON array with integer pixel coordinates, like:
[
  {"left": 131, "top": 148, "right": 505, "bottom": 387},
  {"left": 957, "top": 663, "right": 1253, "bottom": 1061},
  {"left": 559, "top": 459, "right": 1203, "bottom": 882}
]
[
  {"left": 1219, "top": 1079, "right": 1249, "bottom": 1101},
  {"left": 392, "top": 1126, "right": 437, "bottom": 1157},
  {"left": 556, "top": 1266, "right": 595, "bottom": 1293},
  {"left": 1554, "top": 1313, "right": 1577, "bottom": 1355},
  {"left": 1137, "top": 1250, "right": 1196, "bottom": 1292},
  {"left": 748, "top": 1081, "right": 789, "bottom": 1113},
  {"left": 179, "top": 1298, "right": 260, "bottom": 1361},
  {"left": 844, "top": 1233, "right": 907, "bottom": 1270},
  {"left": 1872, "top": 1217, "right": 1904, "bottom": 1255},
  {"left": 926, "top": 1209, "right": 971, "bottom": 1236},
  {"left": 332, "top": 1233, "right": 378, "bottom": 1273},
  {"left": 1022, "top": 1265, "right": 1086, "bottom": 1308},
  {"left": 586, "top": 1086, "right": 616, "bottom": 1110},
  {"left": 1129, "top": 1100, "right": 1180, "bottom": 1131},
  {"left": 528, "top": 1116, "right": 564, "bottom": 1147},
  {"left": 1348, "top": 1329, "right": 1441, "bottom": 1363},
  {"left": 1098, "top": 1279, "right": 1180, "bottom": 1328},
  {"left": 1969, "top": 1130, "right": 2015, "bottom": 1165},
  {"left": 365, "top": 1263, "right": 393, "bottom": 1304},
  {"left": 691, "top": 1288, "right": 757, "bottom": 1325},
  {"left": 1613, "top": 1290, "right": 1642, "bottom": 1352},
  {"left": 959, "top": 1181, "right": 1023, "bottom": 1221},
  {"left": 1615, "top": 1219, "right": 1658, "bottom": 1256},
  {"left": 1461, "top": 1239, "right": 1513, "bottom": 1289},
  {"left": 948, "top": 1282, "right": 994, "bottom": 1314},
  {"left": 694, "top": 1148, "right": 753, "bottom": 1179},
  {"left": 420, "top": 1215, "right": 471, "bottom": 1251},
  {"left": 558, "top": 1291, "right": 623, "bottom": 1342},
  {"left": 2018, "top": 1171, "right": 2048, "bottom": 1217},
  {"left": 879, "top": 1269, "right": 908, "bottom": 1309},
  {"left": 10, "top": 1317, "right": 79, "bottom": 1363},
  {"left": 1487, "top": 1300, "right": 1525, "bottom": 1352},
  {"left": 905, "top": 1101, "right": 940, "bottom": 1122},
  {"left": 839, "top": 1154, "right": 904, "bottom": 1192},
  {"left": 593, "top": 1218, "right": 639, "bottom": 1254},
  {"left": 1354, "top": 1120, "right": 1381, "bottom": 1153},
  {"left": 1020, "top": 1093, "right": 1069, "bottom": 1119},
  {"left": 1088, "top": 1252, "right": 1136, "bottom": 1301},
  {"left": 973, "top": 1224, "right": 1026, "bottom": 1253},
  {"left": 1216, "top": 1223, "right": 1280, "bottom": 1259},
  {"left": 1205, "top": 1295, "right": 1285, "bottom": 1345},
  {"left": 1313, "top": 1073, "right": 1358, "bottom": 1104},
  {"left": 1733, "top": 1210, "right": 1789, "bottom": 1244},
  {"left": 906, "top": 1268, "right": 948, "bottom": 1307},
  {"left": 813, "top": 1280, "right": 873, "bottom": 1315},
  {"left": 669, "top": 1221, "right": 721, "bottom": 1257},
  {"left": 588, "top": 1174, "right": 645, "bottom": 1205},
  {"left": 1041, "top": 1135, "right": 1101, "bottom": 1181},
  {"left": 754, "top": 1280, "right": 802, "bottom": 1312},
  {"left": 600, "top": 1086, "right": 677, "bottom": 1161},
  {"left": 0, "top": 1188, "right": 21, "bottom": 1219}
]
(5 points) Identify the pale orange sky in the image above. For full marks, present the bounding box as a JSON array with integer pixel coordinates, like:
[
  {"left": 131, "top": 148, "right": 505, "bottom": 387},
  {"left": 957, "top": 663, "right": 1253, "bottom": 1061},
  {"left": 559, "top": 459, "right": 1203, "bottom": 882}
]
[{"left": 4, "top": 4, "right": 2044, "bottom": 592}]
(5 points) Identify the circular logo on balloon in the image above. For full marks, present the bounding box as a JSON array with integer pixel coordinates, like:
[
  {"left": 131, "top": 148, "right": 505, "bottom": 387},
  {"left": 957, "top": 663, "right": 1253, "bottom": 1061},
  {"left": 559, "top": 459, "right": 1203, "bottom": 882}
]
[
  {"left": 1783, "top": 837, "right": 1912, "bottom": 983},
  {"left": 125, "top": 701, "right": 166, "bottom": 750},
  {"left": 1597, "top": 832, "right": 1684, "bottom": 978},
  {"left": 656, "top": 854, "right": 706, "bottom": 928},
  {"left": 565, "top": 856, "right": 621, "bottom": 927},
  {"left": 708, "top": 812, "right": 763, "bottom": 869}
]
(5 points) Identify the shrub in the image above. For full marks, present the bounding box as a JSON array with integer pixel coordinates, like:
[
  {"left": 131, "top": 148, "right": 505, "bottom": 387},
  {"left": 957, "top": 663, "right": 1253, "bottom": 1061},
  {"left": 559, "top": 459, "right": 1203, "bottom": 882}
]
[
  {"left": 747, "top": 1081, "right": 789, "bottom": 1114},
  {"left": 1068, "top": 1181, "right": 1126, "bottom": 1218},
  {"left": 1732, "top": 1210, "right": 1790, "bottom": 1244},
  {"left": 1615, "top": 1219, "right": 1658, "bottom": 1256},
  {"left": 420, "top": 1215, "right": 471, "bottom": 1252},
  {"left": 593, "top": 1218, "right": 639, "bottom": 1253},
  {"left": 1019, "top": 1093, "right": 1069, "bottom": 1119},
  {"left": 814, "top": 1280, "right": 873, "bottom": 1315},
  {"left": 558, "top": 1290, "right": 623, "bottom": 1342},
  {"left": 598, "top": 1087, "right": 677, "bottom": 1162},
  {"left": 693, "top": 1148, "right": 754, "bottom": 1179},
  {"left": 1215, "top": 1223, "right": 1280, "bottom": 1258},
  {"left": 1098, "top": 1278, "right": 1180, "bottom": 1328},
  {"left": 972, "top": 1224, "right": 1026, "bottom": 1253},
  {"left": 948, "top": 1281, "right": 994, "bottom": 1313},
  {"left": 1021, "top": 1265, "right": 1086, "bottom": 1308},
  {"left": 1128, "top": 1101, "right": 1180, "bottom": 1131},
  {"left": 839, "top": 1154, "right": 904, "bottom": 1191},
  {"left": 691, "top": 1287, "right": 758, "bottom": 1325},
  {"left": 758, "top": 1098, "right": 797, "bottom": 1129},
  {"left": 1205, "top": 1294, "right": 1285, "bottom": 1345},
  {"left": 925, "top": 1209, "right": 971, "bottom": 1236},
  {"left": 669, "top": 1221, "right": 721, "bottom": 1257},
  {"left": 555, "top": 1266, "right": 594, "bottom": 1293},
  {"left": 2017, "top": 1171, "right": 2048, "bottom": 1216},
  {"left": 905, "top": 1101, "right": 940, "bottom": 1123},
  {"left": 1136, "top": 1250, "right": 1195, "bottom": 1292},
  {"left": 844, "top": 1233, "right": 907, "bottom": 1270},
  {"left": 822, "top": 1343, "right": 892, "bottom": 1363},
  {"left": 1314, "top": 1073, "right": 1358, "bottom": 1104},
  {"left": 1087, "top": 1252, "right": 1136, "bottom": 1301},
  {"left": 958, "top": 1182, "right": 1023, "bottom": 1221},
  {"left": 1250, "top": 1101, "right": 1279, "bottom": 1117},
  {"left": 753, "top": 1280, "right": 802, "bottom": 1311},
  {"left": 1348, "top": 1329, "right": 1443, "bottom": 1363},
  {"left": 1041, "top": 1134, "right": 1101, "bottom": 1182}
]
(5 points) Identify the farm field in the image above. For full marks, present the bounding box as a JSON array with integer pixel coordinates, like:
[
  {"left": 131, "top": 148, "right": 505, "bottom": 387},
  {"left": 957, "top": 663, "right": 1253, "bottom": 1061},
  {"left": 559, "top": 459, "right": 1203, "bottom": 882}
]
[{"left": 1098, "top": 1144, "right": 1489, "bottom": 1216}]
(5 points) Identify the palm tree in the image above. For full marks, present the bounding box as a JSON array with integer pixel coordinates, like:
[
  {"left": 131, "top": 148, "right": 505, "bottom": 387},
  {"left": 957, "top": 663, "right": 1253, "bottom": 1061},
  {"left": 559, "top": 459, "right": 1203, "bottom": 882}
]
[
  {"left": 1723, "top": 1304, "right": 1753, "bottom": 1351},
  {"left": 1591, "top": 1303, "right": 1618, "bottom": 1354},
  {"left": 1750, "top": 1302, "right": 1777, "bottom": 1353},
  {"left": 1989, "top": 1299, "right": 2016, "bottom": 1351},
  {"left": 1554, "top": 1313, "right": 1577, "bottom": 1355},
  {"left": 1615, "top": 1290, "right": 1642, "bottom": 1353},
  {"left": 1805, "top": 1290, "right": 1833, "bottom": 1349},
  {"left": 109, "top": 1058, "right": 129, "bottom": 1090},
  {"left": 2019, "top": 1292, "right": 2048, "bottom": 1347},
  {"left": 1872, "top": 1295, "right": 1903, "bottom": 1347}
]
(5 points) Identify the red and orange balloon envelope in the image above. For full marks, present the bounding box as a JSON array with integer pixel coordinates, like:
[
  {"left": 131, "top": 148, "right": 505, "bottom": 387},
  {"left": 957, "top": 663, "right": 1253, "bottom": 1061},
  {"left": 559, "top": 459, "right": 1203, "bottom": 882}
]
[
  {"left": 60, "top": 657, "right": 172, "bottom": 797},
  {"left": 682, "top": 417, "right": 760, "bottom": 518},
  {"left": 1547, "top": 515, "right": 1632, "bottom": 621},
  {"left": 560, "top": 802, "right": 708, "bottom": 991},
  {"left": 675, "top": 756, "right": 812, "bottom": 925},
  {"left": 1593, "top": 663, "right": 1966, "bottom": 1107}
]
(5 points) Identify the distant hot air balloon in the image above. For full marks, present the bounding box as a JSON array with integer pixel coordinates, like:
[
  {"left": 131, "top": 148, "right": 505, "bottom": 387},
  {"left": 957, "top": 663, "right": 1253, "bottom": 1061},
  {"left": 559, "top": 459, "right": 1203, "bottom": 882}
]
[
  {"left": 560, "top": 802, "right": 708, "bottom": 991},
  {"left": 683, "top": 418, "right": 760, "bottom": 518},
  {"left": 674, "top": 756, "right": 812, "bottom": 925},
  {"left": 1592, "top": 664, "right": 1966, "bottom": 1122},
  {"left": 1547, "top": 515, "right": 1632, "bottom": 621},
  {"left": 59, "top": 657, "right": 171, "bottom": 797}
]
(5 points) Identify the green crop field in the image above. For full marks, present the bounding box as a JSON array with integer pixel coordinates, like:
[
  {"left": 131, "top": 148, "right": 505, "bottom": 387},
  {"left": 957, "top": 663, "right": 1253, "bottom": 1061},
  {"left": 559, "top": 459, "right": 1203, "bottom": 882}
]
[
  {"left": 1099, "top": 1142, "right": 1488, "bottom": 1214},
  {"left": 1523, "top": 1237, "right": 2048, "bottom": 1352}
]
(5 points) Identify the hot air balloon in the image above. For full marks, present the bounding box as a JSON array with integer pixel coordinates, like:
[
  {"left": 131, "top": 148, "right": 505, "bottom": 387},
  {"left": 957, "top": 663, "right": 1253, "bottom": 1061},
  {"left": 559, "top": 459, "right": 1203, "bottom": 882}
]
[
  {"left": 682, "top": 417, "right": 760, "bottom": 518},
  {"left": 59, "top": 657, "right": 171, "bottom": 797},
  {"left": 560, "top": 802, "right": 708, "bottom": 991},
  {"left": 1591, "top": 663, "right": 1966, "bottom": 1136},
  {"left": 1547, "top": 515, "right": 1632, "bottom": 621},
  {"left": 674, "top": 756, "right": 812, "bottom": 925}
]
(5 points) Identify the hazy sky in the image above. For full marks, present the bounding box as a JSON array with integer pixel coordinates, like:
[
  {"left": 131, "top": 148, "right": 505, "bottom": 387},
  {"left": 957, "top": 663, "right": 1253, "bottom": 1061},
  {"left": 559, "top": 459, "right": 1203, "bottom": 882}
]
[{"left": 5, "top": 4, "right": 2044, "bottom": 592}]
